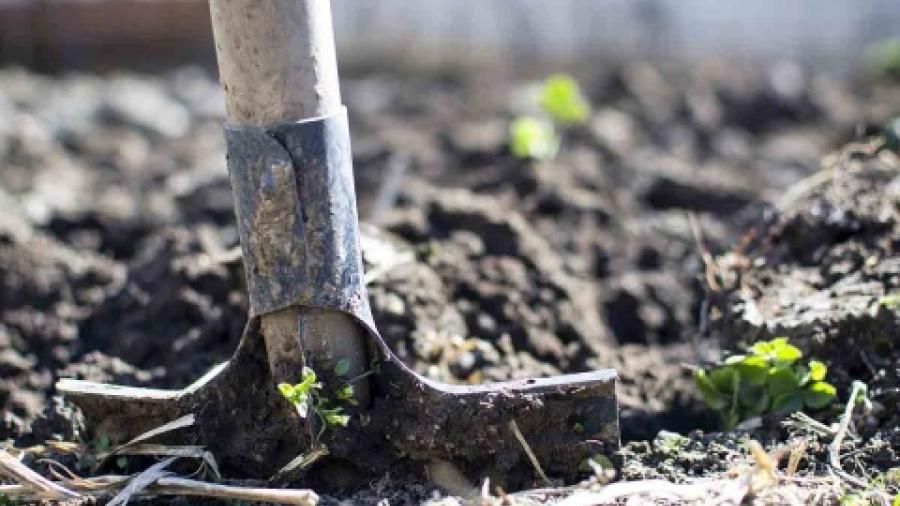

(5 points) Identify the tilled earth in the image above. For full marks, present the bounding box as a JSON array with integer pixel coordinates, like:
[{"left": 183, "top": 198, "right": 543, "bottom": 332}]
[{"left": 1, "top": 61, "right": 899, "bottom": 503}]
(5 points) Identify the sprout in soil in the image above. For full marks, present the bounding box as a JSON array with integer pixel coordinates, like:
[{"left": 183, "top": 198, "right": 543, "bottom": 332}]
[
  {"left": 278, "top": 365, "right": 357, "bottom": 439},
  {"left": 540, "top": 74, "right": 590, "bottom": 125},
  {"left": 509, "top": 74, "right": 590, "bottom": 160},
  {"left": 510, "top": 116, "right": 559, "bottom": 160},
  {"left": 694, "top": 337, "right": 837, "bottom": 430}
]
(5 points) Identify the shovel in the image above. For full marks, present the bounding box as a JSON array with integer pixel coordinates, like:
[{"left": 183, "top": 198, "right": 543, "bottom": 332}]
[{"left": 57, "top": 0, "right": 619, "bottom": 483}]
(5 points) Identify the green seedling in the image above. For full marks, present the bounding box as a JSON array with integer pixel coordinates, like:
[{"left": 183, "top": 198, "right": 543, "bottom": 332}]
[
  {"left": 540, "top": 74, "right": 590, "bottom": 125},
  {"left": 278, "top": 366, "right": 355, "bottom": 439},
  {"left": 694, "top": 337, "right": 837, "bottom": 430},
  {"left": 509, "top": 74, "right": 589, "bottom": 160},
  {"left": 509, "top": 117, "right": 559, "bottom": 160}
]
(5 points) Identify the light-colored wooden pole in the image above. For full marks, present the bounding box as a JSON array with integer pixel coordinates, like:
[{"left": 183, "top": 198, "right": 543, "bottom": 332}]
[{"left": 209, "top": 0, "right": 369, "bottom": 402}]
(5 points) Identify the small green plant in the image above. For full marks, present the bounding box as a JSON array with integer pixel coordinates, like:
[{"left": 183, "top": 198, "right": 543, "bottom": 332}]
[
  {"left": 509, "top": 117, "right": 559, "bottom": 160},
  {"left": 540, "top": 74, "right": 590, "bottom": 125},
  {"left": 509, "top": 74, "right": 589, "bottom": 160},
  {"left": 278, "top": 366, "right": 357, "bottom": 439},
  {"left": 694, "top": 337, "right": 837, "bottom": 429}
]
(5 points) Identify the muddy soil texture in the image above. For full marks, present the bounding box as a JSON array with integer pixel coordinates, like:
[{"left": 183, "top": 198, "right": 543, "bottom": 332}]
[{"left": 1, "top": 61, "right": 899, "bottom": 501}]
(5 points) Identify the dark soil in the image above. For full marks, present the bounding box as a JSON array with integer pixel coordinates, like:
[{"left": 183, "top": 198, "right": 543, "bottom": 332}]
[{"left": 1, "top": 61, "right": 899, "bottom": 502}]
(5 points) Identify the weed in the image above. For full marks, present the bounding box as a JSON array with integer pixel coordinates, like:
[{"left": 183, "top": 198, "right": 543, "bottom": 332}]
[
  {"left": 694, "top": 337, "right": 837, "bottom": 429},
  {"left": 509, "top": 117, "right": 559, "bottom": 160},
  {"left": 540, "top": 74, "right": 590, "bottom": 125},
  {"left": 278, "top": 366, "right": 356, "bottom": 439},
  {"left": 509, "top": 74, "right": 589, "bottom": 160}
]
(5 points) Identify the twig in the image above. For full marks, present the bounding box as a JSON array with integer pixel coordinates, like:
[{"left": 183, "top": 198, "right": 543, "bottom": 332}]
[
  {"left": 273, "top": 444, "right": 330, "bottom": 478},
  {"left": 0, "top": 475, "right": 318, "bottom": 505},
  {"left": 783, "top": 411, "right": 836, "bottom": 438},
  {"left": 687, "top": 212, "right": 721, "bottom": 292},
  {"left": 508, "top": 420, "right": 552, "bottom": 486},
  {"left": 827, "top": 381, "right": 888, "bottom": 500},
  {"left": 0, "top": 449, "right": 80, "bottom": 499},
  {"left": 148, "top": 477, "right": 319, "bottom": 505},
  {"left": 829, "top": 382, "right": 864, "bottom": 471},
  {"left": 107, "top": 456, "right": 177, "bottom": 506},
  {"left": 785, "top": 439, "right": 808, "bottom": 477}
]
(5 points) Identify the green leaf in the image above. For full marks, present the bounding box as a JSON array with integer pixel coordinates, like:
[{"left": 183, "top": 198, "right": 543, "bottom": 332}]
[
  {"left": 750, "top": 339, "right": 776, "bottom": 357},
  {"left": 803, "top": 381, "right": 837, "bottom": 409},
  {"left": 335, "top": 384, "right": 358, "bottom": 405},
  {"left": 334, "top": 359, "right": 351, "bottom": 377},
  {"left": 738, "top": 383, "right": 770, "bottom": 416},
  {"left": 509, "top": 116, "right": 559, "bottom": 160},
  {"left": 767, "top": 366, "right": 801, "bottom": 398},
  {"left": 736, "top": 355, "right": 769, "bottom": 386},
  {"left": 770, "top": 339, "right": 803, "bottom": 365},
  {"left": 772, "top": 392, "right": 804, "bottom": 414},
  {"left": 751, "top": 337, "right": 803, "bottom": 365},
  {"left": 808, "top": 360, "right": 827, "bottom": 382},
  {"left": 694, "top": 369, "right": 729, "bottom": 410},
  {"left": 278, "top": 383, "right": 294, "bottom": 399},
  {"left": 301, "top": 367, "right": 318, "bottom": 385},
  {"left": 746, "top": 390, "right": 771, "bottom": 416},
  {"left": 540, "top": 75, "right": 590, "bottom": 125},
  {"left": 892, "top": 494, "right": 900, "bottom": 506},
  {"left": 320, "top": 408, "right": 350, "bottom": 428},
  {"left": 710, "top": 367, "right": 739, "bottom": 393},
  {"left": 724, "top": 354, "right": 746, "bottom": 365}
]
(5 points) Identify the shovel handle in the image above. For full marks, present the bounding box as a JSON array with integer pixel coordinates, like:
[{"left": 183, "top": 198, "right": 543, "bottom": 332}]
[
  {"left": 209, "top": 0, "right": 369, "bottom": 401},
  {"left": 210, "top": 0, "right": 341, "bottom": 124}
]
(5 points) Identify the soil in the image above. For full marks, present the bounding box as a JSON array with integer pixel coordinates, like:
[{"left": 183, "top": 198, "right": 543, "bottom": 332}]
[{"left": 0, "top": 60, "right": 899, "bottom": 504}]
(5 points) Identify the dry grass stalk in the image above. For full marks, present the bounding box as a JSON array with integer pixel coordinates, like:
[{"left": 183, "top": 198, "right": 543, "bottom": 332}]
[
  {"left": 508, "top": 419, "right": 553, "bottom": 486},
  {"left": 0, "top": 473, "right": 319, "bottom": 505},
  {"left": 106, "top": 456, "right": 177, "bottom": 506},
  {"left": 0, "top": 448, "right": 79, "bottom": 500}
]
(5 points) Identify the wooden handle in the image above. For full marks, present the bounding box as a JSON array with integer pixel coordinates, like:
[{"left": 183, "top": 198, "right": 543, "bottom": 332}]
[
  {"left": 209, "top": 0, "right": 369, "bottom": 405},
  {"left": 210, "top": 0, "right": 341, "bottom": 125}
]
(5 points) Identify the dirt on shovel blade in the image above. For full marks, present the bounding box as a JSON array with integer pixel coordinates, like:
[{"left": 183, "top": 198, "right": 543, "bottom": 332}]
[{"left": 0, "top": 61, "right": 899, "bottom": 504}]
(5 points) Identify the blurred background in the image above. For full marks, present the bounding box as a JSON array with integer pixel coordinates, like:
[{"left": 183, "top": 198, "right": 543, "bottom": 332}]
[
  {"left": 1, "top": 0, "right": 900, "bottom": 73},
  {"left": 1, "top": 0, "right": 899, "bottom": 441}
]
